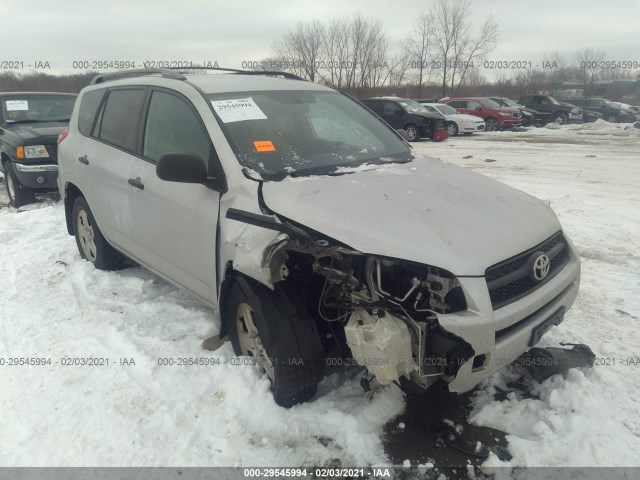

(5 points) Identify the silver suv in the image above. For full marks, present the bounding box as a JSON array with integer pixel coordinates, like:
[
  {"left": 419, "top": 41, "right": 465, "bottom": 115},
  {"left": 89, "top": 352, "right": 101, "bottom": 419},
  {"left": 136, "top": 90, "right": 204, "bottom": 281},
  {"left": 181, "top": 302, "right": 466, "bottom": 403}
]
[{"left": 57, "top": 69, "right": 581, "bottom": 407}]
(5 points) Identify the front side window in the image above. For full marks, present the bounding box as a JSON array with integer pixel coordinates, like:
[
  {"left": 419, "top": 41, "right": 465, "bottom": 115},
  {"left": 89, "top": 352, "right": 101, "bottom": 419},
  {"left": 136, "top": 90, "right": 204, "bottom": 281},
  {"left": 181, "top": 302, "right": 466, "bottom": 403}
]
[
  {"left": 143, "top": 90, "right": 211, "bottom": 164},
  {"left": 208, "top": 90, "right": 411, "bottom": 179},
  {"left": 478, "top": 98, "right": 500, "bottom": 108},
  {"left": 98, "top": 89, "right": 146, "bottom": 152},
  {"left": 2, "top": 95, "right": 76, "bottom": 124}
]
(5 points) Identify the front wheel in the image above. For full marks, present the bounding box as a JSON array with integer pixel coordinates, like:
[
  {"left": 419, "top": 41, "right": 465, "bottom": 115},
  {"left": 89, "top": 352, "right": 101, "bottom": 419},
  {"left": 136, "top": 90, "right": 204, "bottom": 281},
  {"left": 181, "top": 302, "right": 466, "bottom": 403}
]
[
  {"left": 226, "top": 279, "right": 320, "bottom": 408},
  {"left": 404, "top": 124, "right": 420, "bottom": 142},
  {"left": 72, "top": 196, "right": 125, "bottom": 270},
  {"left": 485, "top": 117, "right": 499, "bottom": 131},
  {"left": 553, "top": 112, "right": 568, "bottom": 125},
  {"left": 446, "top": 122, "right": 459, "bottom": 136},
  {"left": 3, "top": 162, "right": 35, "bottom": 208}
]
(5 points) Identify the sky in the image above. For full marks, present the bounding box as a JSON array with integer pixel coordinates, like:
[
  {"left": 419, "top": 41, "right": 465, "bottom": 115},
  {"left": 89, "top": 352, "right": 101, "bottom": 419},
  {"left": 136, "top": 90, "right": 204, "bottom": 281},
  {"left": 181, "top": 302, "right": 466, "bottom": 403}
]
[{"left": 2, "top": 0, "right": 639, "bottom": 76}]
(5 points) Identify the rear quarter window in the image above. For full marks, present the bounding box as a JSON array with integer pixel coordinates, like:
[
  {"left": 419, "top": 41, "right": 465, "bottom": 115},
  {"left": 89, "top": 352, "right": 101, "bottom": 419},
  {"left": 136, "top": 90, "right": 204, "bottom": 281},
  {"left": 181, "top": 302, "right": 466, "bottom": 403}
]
[{"left": 78, "top": 89, "right": 105, "bottom": 137}]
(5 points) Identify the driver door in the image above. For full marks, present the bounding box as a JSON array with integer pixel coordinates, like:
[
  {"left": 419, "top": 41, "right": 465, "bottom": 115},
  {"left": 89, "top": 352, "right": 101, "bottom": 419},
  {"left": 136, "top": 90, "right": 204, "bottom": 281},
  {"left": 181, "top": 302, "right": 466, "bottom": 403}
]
[{"left": 127, "top": 89, "right": 222, "bottom": 303}]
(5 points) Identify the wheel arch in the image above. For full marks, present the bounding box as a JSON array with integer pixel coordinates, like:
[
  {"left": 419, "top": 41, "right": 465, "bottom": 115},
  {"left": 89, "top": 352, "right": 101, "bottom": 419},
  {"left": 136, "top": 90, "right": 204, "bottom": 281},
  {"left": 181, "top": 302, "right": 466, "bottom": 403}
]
[
  {"left": 64, "top": 182, "right": 84, "bottom": 235},
  {"left": 219, "top": 270, "right": 324, "bottom": 362}
]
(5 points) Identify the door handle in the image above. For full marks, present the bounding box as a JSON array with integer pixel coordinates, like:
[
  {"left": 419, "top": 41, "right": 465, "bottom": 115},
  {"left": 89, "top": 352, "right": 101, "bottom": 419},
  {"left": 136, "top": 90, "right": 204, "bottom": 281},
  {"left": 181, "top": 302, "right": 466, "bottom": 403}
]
[
  {"left": 77, "top": 155, "right": 89, "bottom": 165},
  {"left": 127, "top": 177, "right": 144, "bottom": 190}
]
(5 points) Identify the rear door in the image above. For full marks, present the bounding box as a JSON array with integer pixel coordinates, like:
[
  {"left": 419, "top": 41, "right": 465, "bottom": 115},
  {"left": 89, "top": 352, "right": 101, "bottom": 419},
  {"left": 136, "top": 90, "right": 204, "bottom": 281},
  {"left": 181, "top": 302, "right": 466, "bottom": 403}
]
[
  {"left": 127, "top": 88, "right": 222, "bottom": 302},
  {"left": 77, "top": 87, "right": 147, "bottom": 254}
]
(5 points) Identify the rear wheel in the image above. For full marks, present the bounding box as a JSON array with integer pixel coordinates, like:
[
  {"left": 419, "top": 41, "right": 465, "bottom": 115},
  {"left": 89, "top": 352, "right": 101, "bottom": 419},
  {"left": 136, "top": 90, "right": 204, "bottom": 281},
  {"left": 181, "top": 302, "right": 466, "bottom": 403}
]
[
  {"left": 72, "top": 196, "right": 125, "bottom": 270},
  {"left": 226, "top": 279, "right": 320, "bottom": 408},
  {"left": 446, "top": 122, "right": 459, "bottom": 136},
  {"left": 404, "top": 124, "right": 420, "bottom": 142},
  {"left": 3, "top": 162, "right": 35, "bottom": 208}
]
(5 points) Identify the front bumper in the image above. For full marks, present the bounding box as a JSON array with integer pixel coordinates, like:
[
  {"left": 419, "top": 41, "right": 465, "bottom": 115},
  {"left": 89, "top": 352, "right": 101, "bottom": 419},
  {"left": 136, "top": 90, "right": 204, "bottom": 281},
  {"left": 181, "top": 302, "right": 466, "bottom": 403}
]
[
  {"left": 432, "top": 239, "right": 581, "bottom": 393},
  {"left": 12, "top": 162, "right": 59, "bottom": 190},
  {"left": 461, "top": 123, "right": 485, "bottom": 132},
  {"left": 568, "top": 113, "right": 583, "bottom": 123}
]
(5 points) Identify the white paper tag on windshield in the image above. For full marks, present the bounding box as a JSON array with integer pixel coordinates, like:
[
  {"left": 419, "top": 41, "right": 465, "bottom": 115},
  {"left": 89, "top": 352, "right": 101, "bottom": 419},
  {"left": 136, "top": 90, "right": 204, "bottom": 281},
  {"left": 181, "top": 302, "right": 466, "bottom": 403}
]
[
  {"left": 6, "top": 100, "right": 29, "bottom": 111},
  {"left": 211, "top": 97, "right": 267, "bottom": 123}
]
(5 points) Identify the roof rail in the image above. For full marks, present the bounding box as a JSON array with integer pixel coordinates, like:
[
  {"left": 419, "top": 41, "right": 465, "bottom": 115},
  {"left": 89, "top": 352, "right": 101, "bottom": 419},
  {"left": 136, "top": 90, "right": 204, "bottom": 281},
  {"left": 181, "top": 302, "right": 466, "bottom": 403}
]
[
  {"left": 167, "top": 66, "right": 307, "bottom": 81},
  {"left": 90, "top": 69, "right": 186, "bottom": 85}
]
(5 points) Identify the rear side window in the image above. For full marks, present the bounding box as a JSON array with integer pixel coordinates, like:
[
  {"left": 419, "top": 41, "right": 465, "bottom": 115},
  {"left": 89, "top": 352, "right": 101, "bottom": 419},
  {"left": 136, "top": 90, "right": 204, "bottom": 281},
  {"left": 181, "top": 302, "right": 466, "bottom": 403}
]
[
  {"left": 97, "top": 89, "right": 146, "bottom": 152},
  {"left": 77, "top": 89, "right": 105, "bottom": 136},
  {"left": 143, "top": 90, "right": 211, "bottom": 164},
  {"left": 447, "top": 101, "right": 464, "bottom": 108}
]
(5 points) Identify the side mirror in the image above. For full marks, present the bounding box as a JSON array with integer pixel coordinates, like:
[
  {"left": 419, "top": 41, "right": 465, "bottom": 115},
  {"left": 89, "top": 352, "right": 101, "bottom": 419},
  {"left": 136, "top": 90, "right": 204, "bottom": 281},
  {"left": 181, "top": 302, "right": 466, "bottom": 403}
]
[
  {"left": 475, "top": 106, "right": 483, "bottom": 111},
  {"left": 396, "top": 129, "right": 410, "bottom": 141},
  {"left": 156, "top": 152, "right": 208, "bottom": 183}
]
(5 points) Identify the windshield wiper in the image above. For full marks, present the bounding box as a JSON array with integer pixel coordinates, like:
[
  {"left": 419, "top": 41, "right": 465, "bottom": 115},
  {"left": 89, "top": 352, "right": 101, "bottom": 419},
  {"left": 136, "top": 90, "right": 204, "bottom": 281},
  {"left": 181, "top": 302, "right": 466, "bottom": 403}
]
[{"left": 7, "top": 119, "right": 43, "bottom": 124}]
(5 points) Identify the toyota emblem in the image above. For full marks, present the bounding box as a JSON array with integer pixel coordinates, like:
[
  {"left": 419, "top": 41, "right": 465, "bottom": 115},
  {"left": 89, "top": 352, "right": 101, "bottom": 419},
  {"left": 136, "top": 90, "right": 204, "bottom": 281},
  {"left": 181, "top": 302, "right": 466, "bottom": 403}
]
[{"left": 532, "top": 254, "right": 550, "bottom": 281}]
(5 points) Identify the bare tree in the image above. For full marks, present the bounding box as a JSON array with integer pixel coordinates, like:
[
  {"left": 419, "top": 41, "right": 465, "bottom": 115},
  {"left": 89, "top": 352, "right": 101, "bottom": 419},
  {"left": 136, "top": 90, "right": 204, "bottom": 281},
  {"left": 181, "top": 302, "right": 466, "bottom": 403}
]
[
  {"left": 576, "top": 47, "right": 606, "bottom": 95},
  {"left": 404, "top": 11, "right": 434, "bottom": 98},
  {"left": 450, "top": 15, "right": 498, "bottom": 90},
  {"left": 430, "top": 0, "right": 498, "bottom": 97},
  {"left": 273, "top": 20, "right": 325, "bottom": 81}
]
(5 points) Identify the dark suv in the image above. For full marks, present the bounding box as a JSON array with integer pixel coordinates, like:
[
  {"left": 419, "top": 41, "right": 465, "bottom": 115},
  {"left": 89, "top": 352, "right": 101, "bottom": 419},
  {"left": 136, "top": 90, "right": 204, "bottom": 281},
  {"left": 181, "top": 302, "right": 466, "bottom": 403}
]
[
  {"left": 560, "top": 97, "right": 636, "bottom": 123},
  {"left": 0, "top": 92, "right": 77, "bottom": 207},
  {"left": 518, "top": 95, "right": 583, "bottom": 125},
  {"left": 360, "top": 97, "right": 446, "bottom": 141}
]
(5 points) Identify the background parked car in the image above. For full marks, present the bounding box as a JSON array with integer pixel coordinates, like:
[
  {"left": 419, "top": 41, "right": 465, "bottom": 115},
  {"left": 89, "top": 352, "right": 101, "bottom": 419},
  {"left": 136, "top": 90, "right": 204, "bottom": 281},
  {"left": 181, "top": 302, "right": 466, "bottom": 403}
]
[
  {"left": 614, "top": 103, "right": 640, "bottom": 121},
  {"left": 420, "top": 102, "right": 486, "bottom": 135},
  {"left": 518, "top": 95, "right": 583, "bottom": 125},
  {"left": 438, "top": 97, "right": 521, "bottom": 131},
  {"left": 561, "top": 97, "right": 636, "bottom": 123},
  {"left": 360, "top": 97, "right": 447, "bottom": 141},
  {"left": 489, "top": 96, "right": 550, "bottom": 127},
  {"left": 0, "top": 92, "right": 77, "bottom": 207}
]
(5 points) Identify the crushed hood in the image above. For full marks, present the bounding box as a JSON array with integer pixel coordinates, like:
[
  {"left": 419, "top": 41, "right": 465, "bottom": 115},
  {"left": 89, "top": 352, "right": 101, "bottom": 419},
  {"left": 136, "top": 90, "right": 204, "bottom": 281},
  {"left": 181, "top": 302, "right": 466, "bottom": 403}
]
[{"left": 261, "top": 156, "right": 561, "bottom": 276}]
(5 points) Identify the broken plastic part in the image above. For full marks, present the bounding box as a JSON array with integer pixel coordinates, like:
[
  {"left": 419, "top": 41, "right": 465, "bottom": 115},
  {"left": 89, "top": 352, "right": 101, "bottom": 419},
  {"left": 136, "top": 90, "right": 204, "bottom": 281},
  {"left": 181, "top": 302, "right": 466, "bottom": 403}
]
[
  {"left": 517, "top": 343, "right": 595, "bottom": 383},
  {"left": 344, "top": 309, "right": 417, "bottom": 385}
]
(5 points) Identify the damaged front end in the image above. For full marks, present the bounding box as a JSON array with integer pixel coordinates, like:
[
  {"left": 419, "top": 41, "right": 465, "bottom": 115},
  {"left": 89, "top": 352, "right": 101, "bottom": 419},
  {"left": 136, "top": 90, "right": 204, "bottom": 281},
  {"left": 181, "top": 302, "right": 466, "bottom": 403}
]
[{"left": 226, "top": 208, "right": 475, "bottom": 392}]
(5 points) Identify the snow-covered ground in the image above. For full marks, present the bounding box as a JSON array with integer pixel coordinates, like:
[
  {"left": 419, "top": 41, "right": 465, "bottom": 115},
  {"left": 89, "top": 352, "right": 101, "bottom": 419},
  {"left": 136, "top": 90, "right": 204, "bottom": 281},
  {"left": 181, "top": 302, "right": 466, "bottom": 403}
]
[{"left": 1, "top": 120, "right": 639, "bottom": 473}]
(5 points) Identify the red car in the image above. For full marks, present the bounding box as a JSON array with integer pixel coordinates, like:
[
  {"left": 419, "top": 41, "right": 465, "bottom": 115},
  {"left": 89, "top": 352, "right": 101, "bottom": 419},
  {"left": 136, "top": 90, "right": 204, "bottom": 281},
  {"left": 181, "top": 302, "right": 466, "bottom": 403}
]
[{"left": 439, "top": 97, "right": 522, "bottom": 131}]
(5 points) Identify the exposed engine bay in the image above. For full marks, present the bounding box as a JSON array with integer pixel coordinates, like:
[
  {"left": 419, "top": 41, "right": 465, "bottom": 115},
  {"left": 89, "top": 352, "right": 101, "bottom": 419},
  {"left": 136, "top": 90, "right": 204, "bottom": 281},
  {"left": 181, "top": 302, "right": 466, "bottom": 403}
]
[{"left": 258, "top": 229, "right": 475, "bottom": 390}]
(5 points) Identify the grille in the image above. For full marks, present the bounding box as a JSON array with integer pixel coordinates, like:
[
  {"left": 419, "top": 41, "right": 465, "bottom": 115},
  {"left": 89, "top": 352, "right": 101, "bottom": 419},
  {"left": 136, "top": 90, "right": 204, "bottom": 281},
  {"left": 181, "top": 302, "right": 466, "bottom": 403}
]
[{"left": 486, "top": 232, "right": 570, "bottom": 310}]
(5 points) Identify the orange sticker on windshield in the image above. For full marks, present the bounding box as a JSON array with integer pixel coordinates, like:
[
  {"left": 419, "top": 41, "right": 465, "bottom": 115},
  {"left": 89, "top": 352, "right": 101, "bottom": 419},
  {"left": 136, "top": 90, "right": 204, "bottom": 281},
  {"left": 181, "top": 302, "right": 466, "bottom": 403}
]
[{"left": 254, "top": 140, "right": 275, "bottom": 152}]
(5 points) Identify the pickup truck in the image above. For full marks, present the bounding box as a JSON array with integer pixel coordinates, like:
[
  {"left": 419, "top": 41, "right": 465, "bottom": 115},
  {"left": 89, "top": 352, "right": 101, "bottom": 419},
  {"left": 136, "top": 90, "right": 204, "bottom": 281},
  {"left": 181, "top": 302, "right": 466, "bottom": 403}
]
[
  {"left": 0, "top": 92, "right": 77, "bottom": 207},
  {"left": 518, "top": 95, "right": 583, "bottom": 125}
]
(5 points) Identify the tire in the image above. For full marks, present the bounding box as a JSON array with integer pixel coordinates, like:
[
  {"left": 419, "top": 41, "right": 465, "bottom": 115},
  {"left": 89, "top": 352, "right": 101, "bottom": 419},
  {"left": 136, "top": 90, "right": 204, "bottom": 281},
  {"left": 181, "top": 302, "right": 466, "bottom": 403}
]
[
  {"left": 552, "top": 112, "right": 568, "bottom": 125},
  {"left": 225, "top": 279, "right": 320, "bottom": 408},
  {"left": 72, "top": 196, "right": 125, "bottom": 270},
  {"left": 485, "top": 117, "right": 499, "bottom": 131},
  {"left": 605, "top": 115, "right": 616, "bottom": 123},
  {"left": 446, "top": 122, "right": 459, "bottom": 136},
  {"left": 404, "top": 124, "right": 420, "bottom": 142},
  {"left": 3, "top": 162, "right": 35, "bottom": 208}
]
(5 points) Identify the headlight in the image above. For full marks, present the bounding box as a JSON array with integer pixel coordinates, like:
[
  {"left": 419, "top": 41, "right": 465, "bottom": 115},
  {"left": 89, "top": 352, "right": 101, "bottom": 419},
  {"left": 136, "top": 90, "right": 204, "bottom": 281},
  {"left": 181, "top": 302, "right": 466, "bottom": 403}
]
[
  {"left": 17, "top": 145, "right": 49, "bottom": 159},
  {"left": 498, "top": 112, "right": 510, "bottom": 117},
  {"left": 571, "top": 108, "right": 580, "bottom": 114}
]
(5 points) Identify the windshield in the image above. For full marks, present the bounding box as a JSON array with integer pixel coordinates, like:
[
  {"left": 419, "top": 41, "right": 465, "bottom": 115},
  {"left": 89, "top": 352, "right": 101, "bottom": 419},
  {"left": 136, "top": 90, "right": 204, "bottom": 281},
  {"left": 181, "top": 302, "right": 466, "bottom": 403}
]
[
  {"left": 208, "top": 91, "right": 412, "bottom": 179},
  {"left": 478, "top": 98, "right": 501, "bottom": 108},
  {"left": 433, "top": 104, "right": 457, "bottom": 115},
  {"left": 397, "top": 99, "right": 428, "bottom": 113},
  {"left": 548, "top": 97, "right": 560, "bottom": 105},
  {"left": 2, "top": 95, "right": 76, "bottom": 123},
  {"left": 500, "top": 98, "right": 521, "bottom": 108}
]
